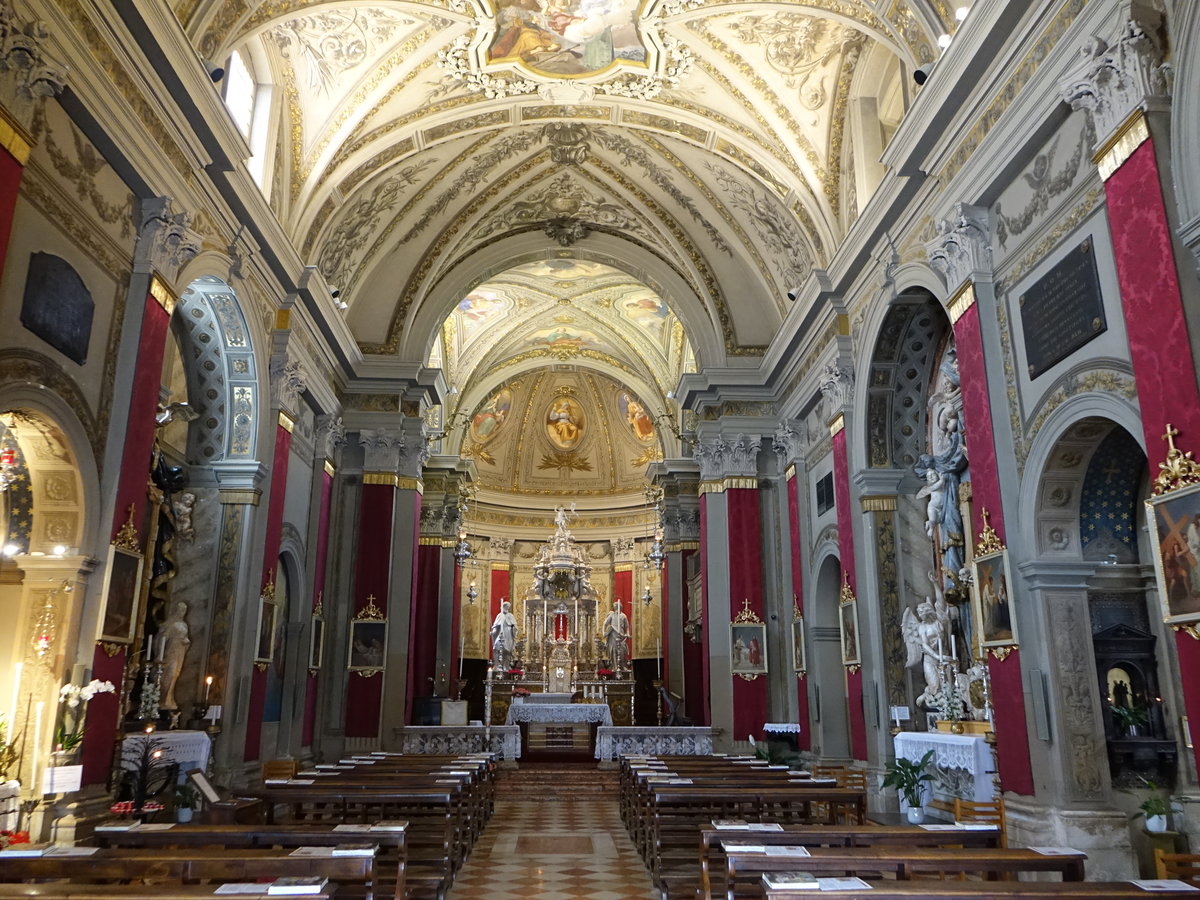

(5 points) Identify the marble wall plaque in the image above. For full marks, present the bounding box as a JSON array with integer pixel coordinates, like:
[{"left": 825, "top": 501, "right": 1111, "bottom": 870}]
[{"left": 1020, "top": 238, "right": 1106, "bottom": 379}]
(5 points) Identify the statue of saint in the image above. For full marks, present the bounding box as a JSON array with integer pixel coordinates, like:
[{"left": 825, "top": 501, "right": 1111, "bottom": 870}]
[
  {"left": 915, "top": 396, "right": 969, "bottom": 598},
  {"left": 490, "top": 600, "right": 518, "bottom": 671},
  {"left": 159, "top": 599, "right": 191, "bottom": 710},
  {"left": 602, "top": 600, "right": 629, "bottom": 670},
  {"left": 901, "top": 584, "right": 950, "bottom": 711}
]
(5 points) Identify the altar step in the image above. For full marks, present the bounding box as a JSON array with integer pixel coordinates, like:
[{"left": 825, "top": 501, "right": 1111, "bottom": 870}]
[{"left": 500, "top": 762, "right": 619, "bottom": 801}]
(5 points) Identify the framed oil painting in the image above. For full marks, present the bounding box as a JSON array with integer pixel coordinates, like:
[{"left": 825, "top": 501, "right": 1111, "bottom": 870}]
[
  {"left": 308, "top": 612, "right": 325, "bottom": 673},
  {"left": 791, "top": 616, "right": 806, "bottom": 674},
  {"left": 349, "top": 619, "right": 388, "bottom": 671},
  {"left": 839, "top": 599, "right": 860, "bottom": 666},
  {"left": 972, "top": 547, "right": 1019, "bottom": 649},
  {"left": 98, "top": 544, "right": 144, "bottom": 644},
  {"left": 730, "top": 623, "right": 768, "bottom": 676},
  {"left": 1147, "top": 483, "right": 1200, "bottom": 626},
  {"left": 254, "top": 590, "right": 277, "bottom": 665}
]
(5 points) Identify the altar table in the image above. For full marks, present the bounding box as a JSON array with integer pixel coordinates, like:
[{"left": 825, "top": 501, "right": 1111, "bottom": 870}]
[
  {"left": 505, "top": 702, "right": 613, "bottom": 726},
  {"left": 121, "top": 730, "right": 211, "bottom": 780},
  {"left": 894, "top": 731, "right": 995, "bottom": 809}
]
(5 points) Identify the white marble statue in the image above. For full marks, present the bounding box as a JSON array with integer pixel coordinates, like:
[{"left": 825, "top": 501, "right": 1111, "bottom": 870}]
[
  {"left": 602, "top": 600, "right": 629, "bottom": 670},
  {"left": 159, "top": 599, "right": 191, "bottom": 710},
  {"left": 901, "top": 584, "right": 950, "bottom": 711},
  {"left": 491, "top": 600, "right": 518, "bottom": 671}
]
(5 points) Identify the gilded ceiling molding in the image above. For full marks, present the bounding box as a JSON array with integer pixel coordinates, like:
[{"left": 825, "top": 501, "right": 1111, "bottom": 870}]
[{"left": 884, "top": 0, "right": 935, "bottom": 65}]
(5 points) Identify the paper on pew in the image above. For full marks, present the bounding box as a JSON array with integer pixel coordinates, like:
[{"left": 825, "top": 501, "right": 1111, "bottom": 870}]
[
  {"left": 0, "top": 845, "right": 47, "bottom": 856},
  {"left": 761, "top": 871, "right": 819, "bottom": 889},
  {"left": 287, "top": 779, "right": 316, "bottom": 785},
  {"left": 213, "top": 884, "right": 270, "bottom": 895},
  {"left": 44, "top": 846, "right": 100, "bottom": 856},
  {"left": 369, "top": 820, "right": 409, "bottom": 831},
  {"left": 133, "top": 823, "right": 176, "bottom": 831},
  {"left": 333, "top": 823, "right": 374, "bottom": 832},
  {"left": 764, "top": 845, "right": 811, "bottom": 857},
  {"left": 955, "top": 822, "right": 999, "bottom": 830},
  {"left": 1030, "top": 846, "right": 1083, "bottom": 855},
  {"left": 720, "top": 841, "right": 767, "bottom": 853},
  {"left": 818, "top": 877, "right": 873, "bottom": 890},
  {"left": 1133, "top": 880, "right": 1200, "bottom": 892}
]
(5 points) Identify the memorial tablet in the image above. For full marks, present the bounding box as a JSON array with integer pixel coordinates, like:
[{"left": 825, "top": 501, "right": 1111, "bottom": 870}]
[{"left": 1020, "top": 237, "right": 1106, "bottom": 379}]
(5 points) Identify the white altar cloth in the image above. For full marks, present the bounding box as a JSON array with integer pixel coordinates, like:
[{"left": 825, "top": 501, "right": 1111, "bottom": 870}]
[
  {"left": 505, "top": 702, "right": 613, "bottom": 727},
  {"left": 894, "top": 731, "right": 995, "bottom": 806},
  {"left": 121, "top": 730, "right": 211, "bottom": 778},
  {"left": 595, "top": 726, "right": 714, "bottom": 760},
  {"left": 520, "top": 693, "right": 576, "bottom": 704},
  {"left": 395, "top": 725, "right": 521, "bottom": 759}
]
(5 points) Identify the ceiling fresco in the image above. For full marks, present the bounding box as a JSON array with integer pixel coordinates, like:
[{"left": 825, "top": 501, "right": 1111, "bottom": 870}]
[{"left": 175, "top": 0, "right": 951, "bottom": 364}]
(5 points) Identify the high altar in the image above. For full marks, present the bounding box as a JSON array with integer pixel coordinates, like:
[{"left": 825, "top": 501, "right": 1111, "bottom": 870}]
[{"left": 486, "top": 507, "right": 634, "bottom": 731}]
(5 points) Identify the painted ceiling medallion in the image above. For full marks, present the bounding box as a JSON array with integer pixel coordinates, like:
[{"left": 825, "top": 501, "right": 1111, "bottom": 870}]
[{"left": 441, "top": 0, "right": 693, "bottom": 99}]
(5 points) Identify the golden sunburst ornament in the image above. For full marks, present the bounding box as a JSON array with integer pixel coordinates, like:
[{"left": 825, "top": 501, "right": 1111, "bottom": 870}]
[{"left": 1153, "top": 424, "right": 1200, "bottom": 495}]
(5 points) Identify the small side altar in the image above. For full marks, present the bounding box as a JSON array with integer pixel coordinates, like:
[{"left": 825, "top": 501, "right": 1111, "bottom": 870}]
[{"left": 894, "top": 730, "right": 995, "bottom": 806}]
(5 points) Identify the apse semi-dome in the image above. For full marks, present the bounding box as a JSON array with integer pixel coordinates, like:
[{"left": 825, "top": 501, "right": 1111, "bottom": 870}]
[{"left": 458, "top": 368, "right": 662, "bottom": 499}]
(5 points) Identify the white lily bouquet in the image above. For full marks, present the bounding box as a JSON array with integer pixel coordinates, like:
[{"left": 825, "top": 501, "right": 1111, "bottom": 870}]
[{"left": 56, "top": 679, "right": 116, "bottom": 752}]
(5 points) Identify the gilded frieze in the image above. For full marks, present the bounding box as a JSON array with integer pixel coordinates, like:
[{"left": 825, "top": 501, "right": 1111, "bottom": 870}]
[
  {"left": 520, "top": 105, "right": 611, "bottom": 121},
  {"left": 939, "top": 0, "right": 1088, "bottom": 184},
  {"left": 55, "top": 0, "right": 192, "bottom": 178},
  {"left": 884, "top": 0, "right": 934, "bottom": 65},
  {"left": 715, "top": 139, "right": 786, "bottom": 197},
  {"left": 621, "top": 111, "right": 707, "bottom": 144},
  {"left": 344, "top": 394, "right": 402, "bottom": 413},
  {"left": 423, "top": 110, "right": 513, "bottom": 143}
]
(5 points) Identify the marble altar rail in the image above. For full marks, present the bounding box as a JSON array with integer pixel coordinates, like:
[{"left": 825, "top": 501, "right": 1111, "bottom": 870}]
[
  {"left": 595, "top": 726, "right": 714, "bottom": 761},
  {"left": 394, "top": 725, "right": 521, "bottom": 760}
]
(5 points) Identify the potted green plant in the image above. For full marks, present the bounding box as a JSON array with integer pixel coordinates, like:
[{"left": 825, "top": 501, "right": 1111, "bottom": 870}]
[
  {"left": 1111, "top": 704, "right": 1149, "bottom": 737},
  {"left": 883, "top": 748, "right": 936, "bottom": 823},
  {"left": 174, "top": 783, "right": 199, "bottom": 824},
  {"left": 1133, "top": 780, "right": 1171, "bottom": 833}
]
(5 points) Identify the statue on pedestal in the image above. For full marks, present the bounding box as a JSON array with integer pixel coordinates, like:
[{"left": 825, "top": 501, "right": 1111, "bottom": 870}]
[
  {"left": 901, "top": 585, "right": 951, "bottom": 711},
  {"left": 491, "top": 600, "right": 518, "bottom": 672},
  {"left": 602, "top": 600, "right": 629, "bottom": 672}
]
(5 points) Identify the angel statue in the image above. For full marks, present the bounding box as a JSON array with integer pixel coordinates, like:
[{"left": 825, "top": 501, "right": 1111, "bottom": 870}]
[{"left": 901, "top": 585, "right": 951, "bottom": 711}]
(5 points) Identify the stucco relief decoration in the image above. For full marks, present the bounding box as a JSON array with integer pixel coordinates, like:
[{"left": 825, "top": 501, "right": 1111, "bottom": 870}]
[
  {"left": 439, "top": 0, "right": 692, "bottom": 99},
  {"left": 819, "top": 362, "right": 854, "bottom": 416},
  {"left": 773, "top": 420, "right": 803, "bottom": 465},
  {"left": 135, "top": 197, "right": 202, "bottom": 286},
  {"left": 926, "top": 204, "right": 991, "bottom": 293},
  {"left": 269, "top": 357, "right": 308, "bottom": 414},
  {"left": 0, "top": 1, "right": 66, "bottom": 127},
  {"left": 1059, "top": 18, "right": 1169, "bottom": 141},
  {"left": 728, "top": 13, "right": 862, "bottom": 109},
  {"left": 705, "top": 162, "right": 811, "bottom": 287},
  {"left": 274, "top": 9, "right": 415, "bottom": 95}
]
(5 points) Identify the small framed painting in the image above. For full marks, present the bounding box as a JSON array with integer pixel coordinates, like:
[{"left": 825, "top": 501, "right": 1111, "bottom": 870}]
[
  {"left": 308, "top": 612, "right": 325, "bottom": 674},
  {"left": 349, "top": 619, "right": 388, "bottom": 671},
  {"left": 972, "top": 547, "right": 1018, "bottom": 650},
  {"left": 1147, "top": 482, "right": 1200, "bottom": 627},
  {"left": 730, "top": 622, "right": 768, "bottom": 676},
  {"left": 98, "top": 545, "right": 144, "bottom": 645},
  {"left": 254, "top": 589, "right": 278, "bottom": 665},
  {"left": 839, "top": 599, "right": 860, "bottom": 667},
  {"left": 791, "top": 615, "right": 806, "bottom": 674}
]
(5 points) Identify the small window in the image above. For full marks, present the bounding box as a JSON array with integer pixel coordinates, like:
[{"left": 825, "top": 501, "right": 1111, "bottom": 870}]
[
  {"left": 816, "top": 472, "right": 835, "bottom": 516},
  {"left": 224, "top": 50, "right": 255, "bottom": 140}
]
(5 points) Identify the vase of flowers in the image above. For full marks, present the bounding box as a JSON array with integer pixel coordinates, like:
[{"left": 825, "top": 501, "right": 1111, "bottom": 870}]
[
  {"left": 511, "top": 687, "right": 531, "bottom": 703},
  {"left": 56, "top": 679, "right": 115, "bottom": 757}
]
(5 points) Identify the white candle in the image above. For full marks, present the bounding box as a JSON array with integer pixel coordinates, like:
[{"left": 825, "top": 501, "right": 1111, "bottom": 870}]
[
  {"left": 7, "top": 662, "right": 21, "bottom": 738},
  {"left": 894, "top": 709, "right": 901, "bottom": 728},
  {"left": 656, "top": 638, "right": 661, "bottom": 678},
  {"left": 145, "top": 633, "right": 153, "bottom": 661},
  {"left": 204, "top": 675, "right": 212, "bottom": 703},
  {"left": 31, "top": 701, "right": 43, "bottom": 794},
  {"left": 459, "top": 629, "right": 465, "bottom": 678},
  {"left": 951, "top": 635, "right": 957, "bottom": 661}
]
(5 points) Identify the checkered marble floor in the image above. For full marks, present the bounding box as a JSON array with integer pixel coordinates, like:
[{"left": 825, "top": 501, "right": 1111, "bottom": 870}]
[{"left": 449, "top": 798, "right": 658, "bottom": 900}]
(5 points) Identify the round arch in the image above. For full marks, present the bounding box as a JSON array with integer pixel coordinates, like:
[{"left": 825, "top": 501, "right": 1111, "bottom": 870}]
[
  {"left": 810, "top": 547, "right": 851, "bottom": 760},
  {"left": 398, "top": 233, "right": 729, "bottom": 368}
]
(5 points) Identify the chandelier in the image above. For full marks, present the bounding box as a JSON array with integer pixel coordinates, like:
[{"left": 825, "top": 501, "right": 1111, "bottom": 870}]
[
  {"left": 453, "top": 483, "right": 475, "bottom": 568},
  {"left": 643, "top": 484, "right": 665, "bottom": 570}
]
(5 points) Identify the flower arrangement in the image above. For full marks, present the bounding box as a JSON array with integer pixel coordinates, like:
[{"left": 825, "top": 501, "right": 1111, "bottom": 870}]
[
  {"left": 935, "top": 675, "right": 965, "bottom": 723},
  {"left": 56, "top": 680, "right": 115, "bottom": 753},
  {"left": 0, "top": 830, "right": 29, "bottom": 849},
  {"left": 511, "top": 687, "right": 531, "bottom": 697},
  {"left": 596, "top": 668, "right": 615, "bottom": 679},
  {"left": 505, "top": 668, "right": 524, "bottom": 676}
]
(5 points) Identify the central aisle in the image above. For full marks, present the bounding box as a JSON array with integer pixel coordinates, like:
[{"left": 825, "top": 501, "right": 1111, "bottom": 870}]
[{"left": 449, "top": 764, "right": 657, "bottom": 899}]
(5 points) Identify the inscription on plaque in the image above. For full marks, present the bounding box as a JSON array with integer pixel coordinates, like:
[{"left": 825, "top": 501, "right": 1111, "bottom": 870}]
[{"left": 1020, "top": 238, "right": 1106, "bottom": 379}]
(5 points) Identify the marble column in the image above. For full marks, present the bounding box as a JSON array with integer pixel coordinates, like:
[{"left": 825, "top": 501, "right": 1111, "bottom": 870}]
[
  {"left": 927, "top": 205, "right": 1036, "bottom": 795},
  {"left": 653, "top": 462, "right": 700, "bottom": 722},
  {"left": 1063, "top": 13, "right": 1200, "bottom": 776}
]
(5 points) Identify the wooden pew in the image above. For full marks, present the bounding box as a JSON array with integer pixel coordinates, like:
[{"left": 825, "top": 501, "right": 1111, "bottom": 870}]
[
  {"left": 0, "top": 888, "right": 335, "bottom": 900},
  {"left": 766, "top": 883, "right": 1200, "bottom": 899},
  {"left": 723, "top": 845, "right": 1086, "bottom": 898},
  {"left": 94, "top": 823, "right": 405, "bottom": 900},
  {"left": 0, "top": 848, "right": 374, "bottom": 896},
  {"left": 699, "top": 823, "right": 1003, "bottom": 900}
]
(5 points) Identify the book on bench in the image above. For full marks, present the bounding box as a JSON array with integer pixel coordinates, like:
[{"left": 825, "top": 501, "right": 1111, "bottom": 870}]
[
  {"left": 369, "top": 820, "right": 409, "bottom": 832},
  {"left": 760, "top": 871, "right": 819, "bottom": 890},
  {"left": 266, "top": 876, "right": 329, "bottom": 895}
]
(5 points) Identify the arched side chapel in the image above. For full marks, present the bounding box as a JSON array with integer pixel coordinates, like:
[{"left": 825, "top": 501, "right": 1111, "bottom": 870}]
[{"left": 0, "top": 0, "right": 1197, "bottom": 882}]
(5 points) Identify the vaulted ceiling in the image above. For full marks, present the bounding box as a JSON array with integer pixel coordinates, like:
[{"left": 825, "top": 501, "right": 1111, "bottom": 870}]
[{"left": 175, "top": 0, "right": 950, "bottom": 366}]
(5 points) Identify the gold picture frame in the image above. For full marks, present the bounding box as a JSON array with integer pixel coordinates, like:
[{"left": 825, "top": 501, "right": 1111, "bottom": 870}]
[
  {"left": 98, "top": 544, "right": 144, "bottom": 645},
  {"left": 791, "top": 615, "right": 806, "bottom": 674},
  {"left": 1146, "top": 481, "right": 1200, "bottom": 628},
  {"left": 972, "top": 547, "right": 1018, "bottom": 654}
]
